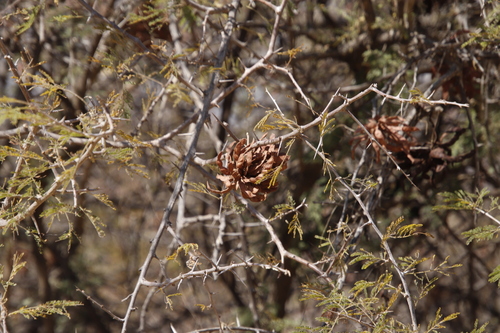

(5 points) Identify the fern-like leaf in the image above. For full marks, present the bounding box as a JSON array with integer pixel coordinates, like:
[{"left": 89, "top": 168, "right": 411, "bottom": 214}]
[
  {"left": 488, "top": 265, "right": 500, "bottom": 287},
  {"left": 462, "top": 225, "right": 499, "bottom": 245},
  {"left": 10, "top": 300, "right": 82, "bottom": 319},
  {"left": 349, "top": 249, "right": 384, "bottom": 270},
  {"left": 286, "top": 213, "right": 303, "bottom": 240},
  {"left": 426, "top": 308, "right": 459, "bottom": 332}
]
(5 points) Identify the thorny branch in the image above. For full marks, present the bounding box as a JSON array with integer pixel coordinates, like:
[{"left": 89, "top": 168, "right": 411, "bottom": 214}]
[
  {"left": 141, "top": 261, "right": 291, "bottom": 288},
  {"left": 76, "top": 287, "right": 124, "bottom": 322},
  {"left": 118, "top": 0, "right": 241, "bottom": 330}
]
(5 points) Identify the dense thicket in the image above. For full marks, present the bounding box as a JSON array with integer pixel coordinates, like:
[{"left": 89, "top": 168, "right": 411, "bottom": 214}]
[{"left": 1, "top": 0, "right": 499, "bottom": 332}]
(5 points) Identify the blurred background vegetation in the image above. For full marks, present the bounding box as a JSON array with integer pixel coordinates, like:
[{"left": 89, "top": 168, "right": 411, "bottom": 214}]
[{"left": 1, "top": 0, "right": 500, "bottom": 332}]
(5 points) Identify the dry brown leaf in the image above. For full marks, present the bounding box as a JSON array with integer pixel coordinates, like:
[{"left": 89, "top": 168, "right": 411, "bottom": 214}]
[
  {"left": 350, "top": 115, "right": 419, "bottom": 162},
  {"left": 209, "top": 135, "right": 290, "bottom": 202}
]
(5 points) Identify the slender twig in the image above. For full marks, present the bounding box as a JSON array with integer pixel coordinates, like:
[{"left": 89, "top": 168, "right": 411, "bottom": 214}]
[
  {"left": 424, "top": 64, "right": 461, "bottom": 98},
  {"left": 324, "top": 309, "right": 376, "bottom": 329},
  {"left": 76, "top": 287, "right": 124, "bottom": 321},
  {"left": 138, "top": 286, "right": 157, "bottom": 333},
  {"left": 168, "top": 10, "right": 204, "bottom": 110},
  {"left": 0, "top": 37, "right": 33, "bottom": 105},
  {"left": 132, "top": 85, "right": 168, "bottom": 136},
  {"left": 271, "top": 64, "right": 312, "bottom": 110},
  {"left": 211, "top": 114, "right": 239, "bottom": 141},
  {"left": 203, "top": 282, "right": 224, "bottom": 332},
  {"left": 475, "top": 207, "right": 500, "bottom": 226}
]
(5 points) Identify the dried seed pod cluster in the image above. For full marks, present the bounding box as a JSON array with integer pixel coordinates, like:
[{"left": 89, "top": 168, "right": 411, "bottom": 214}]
[
  {"left": 210, "top": 137, "right": 290, "bottom": 202},
  {"left": 350, "top": 115, "right": 419, "bottom": 162}
]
